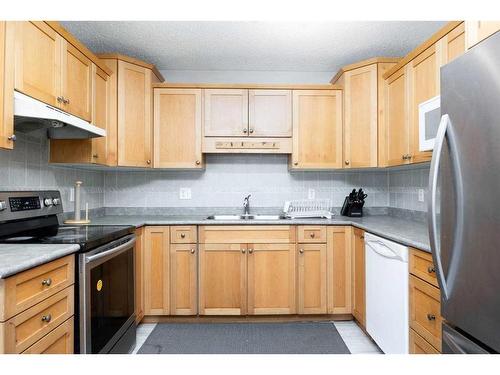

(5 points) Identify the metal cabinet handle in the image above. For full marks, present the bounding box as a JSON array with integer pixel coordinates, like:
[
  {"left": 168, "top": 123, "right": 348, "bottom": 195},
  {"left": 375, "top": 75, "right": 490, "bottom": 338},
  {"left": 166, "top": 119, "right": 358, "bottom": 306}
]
[
  {"left": 190, "top": 248, "right": 195, "bottom": 254},
  {"left": 180, "top": 233, "right": 186, "bottom": 238},
  {"left": 146, "top": 160, "right": 151, "bottom": 165},
  {"left": 427, "top": 313, "right": 436, "bottom": 321},
  {"left": 7, "top": 134, "right": 16, "bottom": 142},
  {"left": 402, "top": 154, "right": 407, "bottom": 160},
  {"left": 195, "top": 160, "right": 201, "bottom": 165},
  {"left": 248, "top": 248, "right": 254, "bottom": 254},
  {"left": 360, "top": 235, "right": 365, "bottom": 240},
  {"left": 41, "top": 278, "right": 52, "bottom": 287},
  {"left": 309, "top": 233, "right": 315, "bottom": 238},
  {"left": 241, "top": 248, "right": 246, "bottom": 254},
  {"left": 57, "top": 96, "right": 64, "bottom": 103},
  {"left": 299, "top": 248, "right": 304, "bottom": 254},
  {"left": 64, "top": 98, "right": 70, "bottom": 105},
  {"left": 92, "top": 154, "right": 98, "bottom": 159},
  {"left": 293, "top": 162, "right": 298, "bottom": 166},
  {"left": 407, "top": 154, "right": 412, "bottom": 160},
  {"left": 41, "top": 314, "right": 52, "bottom": 323},
  {"left": 427, "top": 266, "right": 436, "bottom": 274},
  {"left": 249, "top": 129, "right": 254, "bottom": 134},
  {"left": 243, "top": 128, "right": 248, "bottom": 134},
  {"left": 345, "top": 160, "right": 350, "bottom": 165}
]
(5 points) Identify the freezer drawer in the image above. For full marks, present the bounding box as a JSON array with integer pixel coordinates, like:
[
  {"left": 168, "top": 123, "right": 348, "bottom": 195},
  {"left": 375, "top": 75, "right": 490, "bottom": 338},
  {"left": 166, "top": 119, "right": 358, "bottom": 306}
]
[{"left": 442, "top": 322, "right": 491, "bottom": 354}]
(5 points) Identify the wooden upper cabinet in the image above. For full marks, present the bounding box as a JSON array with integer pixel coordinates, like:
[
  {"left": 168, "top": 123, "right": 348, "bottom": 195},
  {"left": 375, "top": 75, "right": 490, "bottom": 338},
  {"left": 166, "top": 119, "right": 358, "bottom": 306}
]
[
  {"left": 204, "top": 89, "right": 248, "bottom": 137},
  {"left": 0, "top": 22, "right": 14, "bottom": 150},
  {"left": 61, "top": 40, "right": 92, "bottom": 121},
  {"left": 13, "top": 21, "right": 62, "bottom": 107},
  {"left": 199, "top": 243, "right": 247, "bottom": 315},
  {"left": 143, "top": 226, "right": 170, "bottom": 315},
  {"left": 117, "top": 60, "right": 153, "bottom": 167},
  {"left": 343, "top": 64, "right": 378, "bottom": 168},
  {"left": 247, "top": 243, "right": 296, "bottom": 315},
  {"left": 352, "top": 228, "right": 366, "bottom": 328},
  {"left": 465, "top": 21, "right": 500, "bottom": 49},
  {"left": 383, "top": 67, "right": 410, "bottom": 167},
  {"left": 291, "top": 90, "right": 343, "bottom": 169},
  {"left": 409, "top": 45, "right": 439, "bottom": 164},
  {"left": 153, "top": 88, "right": 203, "bottom": 169},
  {"left": 248, "top": 89, "right": 292, "bottom": 137},
  {"left": 445, "top": 23, "right": 465, "bottom": 63},
  {"left": 298, "top": 243, "right": 327, "bottom": 314}
]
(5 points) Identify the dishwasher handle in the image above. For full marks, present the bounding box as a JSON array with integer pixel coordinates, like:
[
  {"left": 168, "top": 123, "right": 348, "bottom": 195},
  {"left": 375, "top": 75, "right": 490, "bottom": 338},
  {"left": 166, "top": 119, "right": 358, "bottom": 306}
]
[{"left": 365, "top": 240, "right": 406, "bottom": 262}]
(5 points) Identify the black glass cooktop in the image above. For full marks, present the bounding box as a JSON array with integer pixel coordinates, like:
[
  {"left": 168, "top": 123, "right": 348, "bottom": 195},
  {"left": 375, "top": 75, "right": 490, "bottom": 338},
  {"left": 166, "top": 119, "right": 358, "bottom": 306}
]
[{"left": 0, "top": 225, "right": 135, "bottom": 252}]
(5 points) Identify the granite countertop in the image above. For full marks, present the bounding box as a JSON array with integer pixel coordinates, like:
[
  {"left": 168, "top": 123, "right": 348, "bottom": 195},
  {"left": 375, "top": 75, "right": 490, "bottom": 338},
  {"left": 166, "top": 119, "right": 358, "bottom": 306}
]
[
  {"left": 0, "top": 244, "right": 80, "bottom": 279},
  {"left": 89, "top": 214, "right": 430, "bottom": 253}
]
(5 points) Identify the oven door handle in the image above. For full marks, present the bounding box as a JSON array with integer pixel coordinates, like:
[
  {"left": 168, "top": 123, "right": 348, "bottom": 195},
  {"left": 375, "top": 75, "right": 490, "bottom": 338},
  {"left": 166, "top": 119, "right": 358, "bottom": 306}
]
[{"left": 85, "top": 236, "right": 136, "bottom": 264}]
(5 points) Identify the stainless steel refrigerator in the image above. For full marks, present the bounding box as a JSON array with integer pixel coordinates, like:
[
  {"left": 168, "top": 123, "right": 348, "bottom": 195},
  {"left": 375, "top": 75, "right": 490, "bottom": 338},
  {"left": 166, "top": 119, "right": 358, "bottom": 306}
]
[{"left": 429, "top": 30, "right": 500, "bottom": 354}]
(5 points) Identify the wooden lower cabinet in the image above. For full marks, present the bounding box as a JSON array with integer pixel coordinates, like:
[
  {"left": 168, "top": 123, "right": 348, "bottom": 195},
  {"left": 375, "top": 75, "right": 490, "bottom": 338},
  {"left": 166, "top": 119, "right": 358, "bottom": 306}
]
[
  {"left": 170, "top": 243, "right": 198, "bottom": 315},
  {"left": 135, "top": 227, "right": 144, "bottom": 323},
  {"left": 247, "top": 243, "right": 296, "bottom": 315},
  {"left": 297, "top": 243, "right": 327, "bottom": 314},
  {"left": 351, "top": 228, "right": 366, "bottom": 327},
  {"left": 23, "top": 317, "right": 74, "bottom": 354},
  {"left": 410, "top": 328, "right": 439, "bottom": 354},
  {"left": 199, "top": 243, "right": 247, "bottom": 315},
  {"left": 144, "top": 226, "right": 170, "bottom": 315},
  {"left": 327, "top": 226, "right": 352, "bottom": 314}
]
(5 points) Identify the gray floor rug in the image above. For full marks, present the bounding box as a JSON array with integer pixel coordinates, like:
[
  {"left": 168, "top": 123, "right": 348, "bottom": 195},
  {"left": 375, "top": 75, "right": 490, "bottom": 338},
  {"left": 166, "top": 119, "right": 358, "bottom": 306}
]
[{"left": 138, "top": 322, "right": 350, "bottom": 354}]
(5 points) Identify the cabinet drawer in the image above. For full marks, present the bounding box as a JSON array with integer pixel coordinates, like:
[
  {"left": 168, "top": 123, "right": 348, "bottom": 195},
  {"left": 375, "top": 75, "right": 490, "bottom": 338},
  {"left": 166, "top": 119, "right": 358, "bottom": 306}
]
[
  {"left": 409, "top": 275, "right": 442, "bottom": 351},
  {"left": 0, "top": 285, "right": 74, "bottom": 353},
  {"left": 23, "top": 317, "right": 74, "bottom": 354},
  {"left": 409, "top": 248, "right": 438, "bottom": 288},
  {"left": 297, "top": 226, "right": 326, "bottom": 243},
  {"left": 170, "top": 226, "right": 197, "bottom": 243},
  {"left": 409, "top": 328, "right": 440, "bottom": 354},
  {"left": 0, "top": 255, "right": 75, "bottom": 322},
  {"left": 199, "top": 226, "right": 296, "bottom": 244}
]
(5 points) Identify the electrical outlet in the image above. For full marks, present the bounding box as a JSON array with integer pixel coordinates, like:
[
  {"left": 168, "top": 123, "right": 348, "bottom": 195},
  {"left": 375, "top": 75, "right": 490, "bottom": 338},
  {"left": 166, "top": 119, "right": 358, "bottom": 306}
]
[
  {"left": 418, "top": 189, "right": 425, "bottom": 202},
  {"left": 179, "top": 188, "right": 192, "bottom": 200},
  {"left": 308, "top": 188, "right": 316, "bottom": 200},
  {"left": 69, "top": 188, "right": 74, "bottom": 202}
]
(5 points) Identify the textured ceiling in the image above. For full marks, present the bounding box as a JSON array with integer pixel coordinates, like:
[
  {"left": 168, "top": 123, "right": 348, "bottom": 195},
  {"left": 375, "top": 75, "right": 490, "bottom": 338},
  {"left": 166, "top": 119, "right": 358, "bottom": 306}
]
[{"left": 61, "top": 21, "right": 446, "bottom": 72}]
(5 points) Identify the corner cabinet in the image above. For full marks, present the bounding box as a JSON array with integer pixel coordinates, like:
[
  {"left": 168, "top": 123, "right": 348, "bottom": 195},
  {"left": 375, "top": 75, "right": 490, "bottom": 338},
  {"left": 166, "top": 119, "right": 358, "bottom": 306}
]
[
  {"left": 153, "top": 88, "right": 203, "bottom": 169},
  {"left": 0, "top": 21, "right": 14, "bottom": 150},
  {"left": 465, "top": 21, "right": 500, "bottom": 49},
  {"left": 290, "top": 89, "right": 343, "bottom": 169}
]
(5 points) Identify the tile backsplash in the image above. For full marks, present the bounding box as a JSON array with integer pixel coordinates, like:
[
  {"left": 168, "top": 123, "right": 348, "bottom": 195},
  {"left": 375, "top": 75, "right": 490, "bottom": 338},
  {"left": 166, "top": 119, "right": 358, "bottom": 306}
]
[
  {"left": 0, "top": 132, "right": 104, "bottom": 212},
  {"left": 1, "top": 134, "right": 430, "bottom": 214},
  {"left": 104, "top": 155, "right": 389, "bottom": 208}
]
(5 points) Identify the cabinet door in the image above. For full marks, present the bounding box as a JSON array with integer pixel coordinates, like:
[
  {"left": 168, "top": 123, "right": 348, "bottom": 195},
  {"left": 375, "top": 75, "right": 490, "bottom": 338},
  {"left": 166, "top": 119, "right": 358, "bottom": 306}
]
[
  {"left": 409, "top": 45, "right": 439, "bottom": 164},
  {"left": 248, "top": 89, "right": 292, "bottom": 137},
  {"left": 170, "top": 244, "right": 198, "bottom": 315},
  {"left": 352, "top": 228, "right": 366, "bottom": 327},
  {"left": 204, "top": 89, "right": 248, "bottom": 137},
  {"left": 327, "top": 226, "right": 352, "bottom": 314},
  {"left": 343, "top": 65, "right": 378, "bottom": 168},
  {"left": 117, "top": 60, "right": 153, "bottom": 167},
  {"left": 91, "top": 64, "right": 110, "bottom": 165},
  {"left": 144, "top": 226, "right": 170, "bottom": 315},
  {"left": 465, "top": 21, "right": 500, "bottom": 49},
  {"left": 247, "top": 243, "right": 296, "bottom": 315},
  {"left": 154, "top": 88, "right": 203, "bottom": 168},
  {"left": 291, "top": 90, "right": 343, "bottom": 169},
  {"left": 61, "top": 40, "right": 92, "bottom": 121},
  {"left": 0, "top": 21, "right": 14, "bottom": 150},
  {"left": 199, "top": 243, "right": 247, "bottom": 315},
  {"left": 135, "top": 228, "right": 144, "bottom": 323},
  {"left": 13, "top": 21, "right": 62, "bottom": 107},
  {"left": 384, "top": 67, "right": 410, "bottom": 167},
  {"left": 297, "top": 243, "right": 327, "bottom": 314}
]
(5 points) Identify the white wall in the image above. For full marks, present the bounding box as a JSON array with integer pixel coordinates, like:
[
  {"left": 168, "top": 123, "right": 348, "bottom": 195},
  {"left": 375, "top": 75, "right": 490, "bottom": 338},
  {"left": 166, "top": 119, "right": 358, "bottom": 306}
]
[{"left": 160, "top": 70, "right": 333, "bottom": 84}]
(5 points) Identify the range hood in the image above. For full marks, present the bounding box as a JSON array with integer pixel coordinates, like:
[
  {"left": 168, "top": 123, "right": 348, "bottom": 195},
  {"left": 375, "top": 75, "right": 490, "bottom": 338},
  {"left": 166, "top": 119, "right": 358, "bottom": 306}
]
[{"left": 14, "top": 91, "right": 106, "bottom": 139}]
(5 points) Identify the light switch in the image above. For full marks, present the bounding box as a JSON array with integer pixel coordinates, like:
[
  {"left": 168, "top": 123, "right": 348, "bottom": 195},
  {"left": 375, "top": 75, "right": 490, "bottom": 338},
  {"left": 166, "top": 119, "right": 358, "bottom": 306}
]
[
  {"left": 179, "top": 188, "right": 192, "bottom": 200},
  {"left": 418, "top": 189, "right": 425, "bottom": 202}
]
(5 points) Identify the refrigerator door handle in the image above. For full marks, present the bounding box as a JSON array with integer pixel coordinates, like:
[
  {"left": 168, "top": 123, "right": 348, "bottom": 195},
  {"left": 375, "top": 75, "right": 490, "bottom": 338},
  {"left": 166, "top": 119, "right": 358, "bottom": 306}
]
[{"left": 428, "top": 114, "right": 451, "bottom": 299}]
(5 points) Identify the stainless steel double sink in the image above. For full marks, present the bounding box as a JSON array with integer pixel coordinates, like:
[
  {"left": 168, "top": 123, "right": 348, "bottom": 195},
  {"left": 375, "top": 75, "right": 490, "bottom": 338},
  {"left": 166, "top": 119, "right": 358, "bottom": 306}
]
[{"left": 206, "top": 214, "right": 288, "bottom": 221}]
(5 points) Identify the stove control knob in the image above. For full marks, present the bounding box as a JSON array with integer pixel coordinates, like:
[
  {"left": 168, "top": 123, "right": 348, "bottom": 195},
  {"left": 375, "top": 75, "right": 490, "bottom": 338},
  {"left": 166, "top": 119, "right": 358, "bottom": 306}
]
[
  {"left": 44, "top": 198, "right": 54, "bottom": 207},
  {"left": 0, "top": 201, "right": 6, "bottom": 211},
  {"left": 52, "top": 198, "right": 61, "bottom": 206}
]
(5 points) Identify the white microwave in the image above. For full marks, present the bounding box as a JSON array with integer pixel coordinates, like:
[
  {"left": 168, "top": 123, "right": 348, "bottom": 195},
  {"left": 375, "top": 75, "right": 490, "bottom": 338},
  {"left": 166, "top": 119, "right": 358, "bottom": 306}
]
[{"left": 419, "top": 95, "right": 441, "bottom": 151}]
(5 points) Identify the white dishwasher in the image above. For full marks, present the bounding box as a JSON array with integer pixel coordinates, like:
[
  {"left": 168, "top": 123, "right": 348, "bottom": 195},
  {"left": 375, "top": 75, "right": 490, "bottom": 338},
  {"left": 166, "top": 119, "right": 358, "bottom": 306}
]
[{"left": 365, "top": 232, "right": 409, "bottom": 354}]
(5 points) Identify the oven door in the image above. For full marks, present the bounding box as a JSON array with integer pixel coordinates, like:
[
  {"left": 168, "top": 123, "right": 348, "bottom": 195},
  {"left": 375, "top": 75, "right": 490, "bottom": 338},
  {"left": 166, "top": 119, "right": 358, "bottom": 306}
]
[{"left": 79, "top": 234, "right": 136, "bottom": 354}]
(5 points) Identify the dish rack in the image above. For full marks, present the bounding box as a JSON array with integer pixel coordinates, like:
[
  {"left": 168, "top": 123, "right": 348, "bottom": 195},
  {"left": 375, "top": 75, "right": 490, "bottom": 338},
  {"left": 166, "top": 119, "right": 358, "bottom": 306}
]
[{"left": 283, "top": 199, "right": 333, "bottom": 219}]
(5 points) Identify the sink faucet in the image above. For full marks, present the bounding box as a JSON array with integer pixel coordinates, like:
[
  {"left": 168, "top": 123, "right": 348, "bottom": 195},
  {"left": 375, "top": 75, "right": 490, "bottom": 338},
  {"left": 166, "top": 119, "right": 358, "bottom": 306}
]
[{"left": 243, "top": 194, "right": 251, "bottom": 216}]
